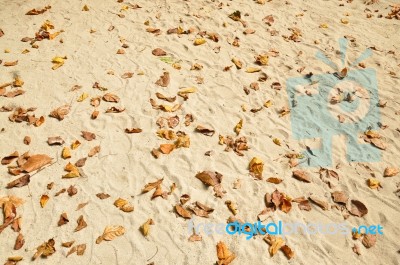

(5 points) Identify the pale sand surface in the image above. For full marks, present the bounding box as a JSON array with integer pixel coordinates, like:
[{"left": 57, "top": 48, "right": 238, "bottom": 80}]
[{"left": 0, "top": 0, "right": 399, "bottom": 264}]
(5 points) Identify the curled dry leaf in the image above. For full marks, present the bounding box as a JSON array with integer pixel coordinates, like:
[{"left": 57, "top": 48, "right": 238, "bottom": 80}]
[
  {"left": 75, "top": 215, "right": 87, "bottom": 232},
  {"left": 292, "top": 170, "right": 311, "bottom": 183},
  {"left": 234, "top": 119, "right": 243, "bottom": 135},
  {"left": 62, "top": 241, "right": 75, "bottom": 248},
  {"left": 105, "top": 106, "right": 125, "bottom": 113},
  {"left": 232, "top": 58, "right": 242, "bottom": 69},
  {"left": 76, "top": 244, "right": 86, "bottom": 256},
  {"left": 1, "top": 151, "right": 19, "bottom": 165},
  {"left": 140, "top": 218, "right": 154, "bottom": 237},
  {"left": 249, "top": 157, "right": 264, "bottom": 179},
  {"left": 367, "top": 178, "right": 382, "bottom": 189},
  {"left": 188, "top": 232, "right": 202, "bottom": 242},
  {"left": 362, "top": 234, "right": 376, "bottom": 248},
  {"left": 58, "top": 212, "right": 69, "bottom": 226},
  {"left": 216, "top": 241, "right": 236, "bottom": 265},
  {"left": 159, "top": 143, "right": 175, "bottom": 154},
  {"left": 96, "top": 193, "right": 110, "bottom": 199},
  {"left": 114, "top": 198, "right": 134, "bottom": 212},
  {"left": 281, "top": 245, "right": 295, "bottom": 260},
  {"left": 32, "top": 238, "right": 56, "bottom": 260},
  {"left": 309, "top": 196, "right": 330, "bottom": 210},
  {"left": 103, "top": 93, "right": 120, "bottom": 103},
  {"left": 225, "top": 200, "right": 238, "bottom": 215},
  {"left": 14, "top": 233, "right": 24, "bottom": 250},
  {"left": 6, "top": 174, "right": 30, "bottom": 189},
  {"left": 96, "top": 225, "right": 125, "bottom": 244},
  {"left": 67, "top": 185, "right": 77, "bottom": 196},
  {"left": 142, "top": 178, "right": 163, "bottom": 193},
  {"left": 125, "top": 128, "right": 142, "bottom": 133},
  {"left": 266, "top": 177, "right": 283, "bottom": 184},
  {"left": 4, "top": 61, "right": 18, "bottom": 67},
  {"left": 348, "top": 200, "right": 368, "bottom": 217},
  {"left": 47, "top": 136, "right": 65, "bottom": 145},
  {"left": 23, "top": 136, "right": 31, "bottom": 145},
  {"left": 40, "top": 195, "right": 49, "bottom": 208},
  {"left": 195, "top": 125, "right": 215, "bottom": 136},
  {"left": 175, "top": 204, "right": 192, "bottom": 219},
  {"left": 121, "top": 72, "right": 133, "bottom": 79},
  {"left": 76, "top": 202, "right": 89, "bottom": 211},
  {"left": 180, "top": 194, "right": 191, "bottom": 205},
  {"left": 75, "top": 157, "right": 87, "bottom": 167},
  {"left": 49, "top": 104, "right": 70, "bottom": 120}
]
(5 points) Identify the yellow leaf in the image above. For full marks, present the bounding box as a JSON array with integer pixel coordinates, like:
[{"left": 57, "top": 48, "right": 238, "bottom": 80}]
[
  {"left": 62, "top": 171, "right": 80, "bottom": 178},
  {"left": 77, "top": 92, "right": 89, "bottom": 102},
  {"left": 71, "top": 140, "right": 81, "bottom": 150},
  {"left": 172, "top": 62, "right": 181, "bottom": 70},
  {"left": 62, "top": 147, "right": 71, "bottom": 159},
  {"left": 264, "top": 100, "right": 273, "bottom": 108},
  {"left": 40, "top": 195, "right": 49, "bottom": 208},
  {"left": 273, "top": 138, "right": 281, "bottom": 146},
  {"left": 234, "top": 119, "right": 243, "bottom": 135},
  {"left": 140, "top": 218, "right": 154, "bottom": 237},
  {"left": 22, "top": 49, "right": 30, "bottom": 54},
  {"left": 246, "top": 67, "right": 261, "bottom": 73},
  {"left": 367, "top": 178, "right": 381, "bottom": 189},
  {"left": 96, "top": 225, "right": 125, "bottom": 244},
  {"left": 52, "top": 57, "right": 65, "bottom": 64},
  {"left": 319, "top": 23, "right": 328, "bottom": 28},
  {"left": 194, "top": 38, "right": 206, "bottom": 46},
  {"left": 249, "top": 157, "right": 264, "bottom": 179}
]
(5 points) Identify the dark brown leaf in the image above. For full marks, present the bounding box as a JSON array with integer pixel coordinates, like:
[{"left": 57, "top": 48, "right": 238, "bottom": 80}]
[
  {"left": 195, "top": 125, "right": 215, "bottom": 136},
  {"left": 6, "top": 174, "right": 30, "bottom": 189}
]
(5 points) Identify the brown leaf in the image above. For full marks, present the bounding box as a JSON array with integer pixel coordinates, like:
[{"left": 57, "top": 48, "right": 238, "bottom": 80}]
[
  {"left": 156, "top": 92, "right": 176, "bottom": 102},
  {"left": 96, "top": 193, "right": 110, "bottom": 199},
  {"left": 225, "top": 200, "right": 238, "bottom": 215},
  {"left": 6, "top": 174, "right": 30, "bottom": 189},
  {"left": 266, "top": 177, "right": 283, "bottom": 184},
  {"left": 352, "top": 243, "right": 361, "bottom": 255},
  {"left": 49, "top": 105, "right": 70, "bottom": 120},
  {"left": 195, "top": 125, "right": 215, "bottom": 136},
  {"left": 121, "top": 72, "right": 134, "bottom": 79},
  {"left": 91, "top": 110, "right": 99, "bottom": 119},
  {"left": 76, "top": 244, "right": 86, "bottom": 256},
  {"left": 81, "top": 131, "right": 96, "bottom": 141},
  {"left": 188, "top": 232, "right": 202, "bottom": 242},
  {"left": 331, "top": 191, "right": 348, "bottom": 204},
  {"left": 384, "top": 167, "right": 399, "bottom": 177},
  {"left": 180, "top": 194, "right": 191, "bottom": 205},
  {"left": 195, "top": 171, "right": 222, "bottom": 186},
  {"left": 32, "top": 238, "right": 55, "bottom": 260},
  {"left": 21, "top": 154, "right": 52, "bottom": 172},
  {"left": 249, "top": 157, "right": 264, "bottom": 179},
  {"left": 4, "top": 60, "right": 18, "bottom": 67},
  {"left": 4, "top": 89, "right": 25, "bottom": 98},
  {"left": 88, "top": 146, "right": 100, "bottom": 157},
  {"left": 14, "top": 233, "right": 24, "bottom": 250},
  {"left": 281, "top": 245, "right": 295, "bottom": 260},
  {"left": 155, "top": 71, "right": 170, "bottom": 87},
  {"left": 142, "top": 178, "right": 163, "bottom": 193},
  {"left": 103, "top": 93, "right": 120, "bottom": 103},
  {"left": 66, "top": 246, "right": 77, "bottom": 257},
  {"left": 61, "top": 241, "right": 75, "bottom": 248},
  {"left": 105, "top": 106, "right": 125, "bottom": 113},
  {"left": 67, "top": 185, "right": 77, "bottom": 196},
  {"left": 292, "top": 170, "right": 311, "bottom": 183},
  {"left": 362, "top": 234, "right": 376, "bottom": 248},
  {"left": 75, "top": 215, "right": 87, "bottom": 232},
  {"left": 11, "top": 217, "right": 21, "bottom": 232},
  {"left": 184, "top": 114, "right": 193, "bottom": 126},
  {"left": 26, "top": 6, "right": 50, "bottom": 15},
  {"left": 280, "top": 198, "right": 292, "bottom": 213},
  {"left": 309, "top": 196, "right": 330, "bottom": 210},
  {"left": 47, "top": 136, "right": 65, "bottom": 145},
  {"left": 90, "top": 97, "right": 101, "bottom": 107},
  {"left": 1, "top": 151, "right": 19, "bottom": 165},
  {"left": 175, "top": 204, "right": 192, "bottom": 219},
  {"left": 23, "top": 136, "right": 31, "bottom": 145},
  {"left": 75, "top": 157, "right": 87, "bottom": 167},
  {"left": 152, "top": 48, "right": 167, "bottom": 56},
  {"left": 125, "top": 128, "right": 142, "bottom": 133},
  {"left": 55, "top": 188, "right": 66, "bottom": 196},
  {"left": 58, "top": 212, "right": 69, "bottom": 226},
  {"left": 216, "top": 241, "right": 236, "bottom": 265},
  {"left": 348, "top": 200, "right": 368, "bottom": 217},
  {"left": 96, "top": 225, "right": 125, "bottom": 244}
]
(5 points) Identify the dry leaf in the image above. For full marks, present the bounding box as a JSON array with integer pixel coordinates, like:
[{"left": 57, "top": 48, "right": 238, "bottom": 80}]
[
  {"left": 384, "top": 167, "right": 399, "bottom": 177},
  {"left": 195, "top": 125, "right": 215, "bottom": 136},
  {"left": 14, "top": 233, "right": 24, "bottom": 250},
  {"left": 23, "top": 136, "right": 31, "bottom": 145},
  {"left": 140, "top": 218, "right": 154, "bottom": 237},
  {"left": 4, "top": 60, "right": 18, "bottom": 67},
  {"left": 96, "top": 225, "right": 125, "bottom": 244},
  {"left": 348, "top": 200, "right": 368, "bottom": 217},
  {"left": 32, "top": 238, "right": 55, "bottom": 260},
  {"left": 81, "top": 131, "right": 96, "bottom": 141},
  {"left": 40, "top": 195, "right": 49, "bottom": 208},
  {"left": 225, "top": 200, "right": 238, "bottom": 215},
  {"left": 309, "top": 196, "right": 330, "bottom": 210},
  {"left": 234, "top": 119, "right": 243, "bottom": 135},
  {"left": 96, "top": 193, "right": 110, "bottom": 199},
  {"left": 367, "top": 178, "right": 381, "bottom": 189},
  {"left": 281, "top": 245, "right": 295, "bottom": 260},
  {"left": 142, "top": 178, "right": 163, "bottom": 193},
  {"left": 159, "top": 143, "right": 175, "bottom": 154},
  {"left": 88, "top": 146, "right": 100, "bottom": 157},
  {"left": 231, "top": 58, "right": 242, "bottom": 69},
  {"left": 6, "top": 174, "right": 30, "bottom": 189},
  {"left": 121, "top": 72, "right": 134, "bottom": 79},
  {"left": 152, "top": 48, "right": 166, "bottom": 56},
  {"left": 175, "top": 204, "right": 192, "bottom": 219},
  {"left": 62, "top": 147, "right": 71, "bottom": 159},
  {"left": 188, "top": 232, "right": 202, "bottom": 242},
  {"left": 114, "top": 198, "right": 134, "bottom": 212},
  {"left": 1, "top": 151, "right": 19, "bottom": 165},
  {"left": 105, "top": 106, "right": 125, "bottom": 113},
  {"left": 155, "top": 72, "right": 170, "bottom": 87},
  {"left": 71, "top": 140, "right": 80, "bottom": 150},
  {"left": 62, "top": 241, "right": 75, "bottom": 248},
  {"left": 58, "top": 212, "right": 69, "bottom": 226},
  {"left": 125, "top": 128, "right": 142, "bottom": 133},
  {"left": 67, "top": 185, "right": 77, "bottom": 196},
  {"left": 362, "top": 234, "right": 376, "bottom": 248},
  {"left": 331, "top": 191, "right": 348, "bottom": 204},
  {"left": 75, "top": 157, "right": 87, "bottom": 167},
  {"left": 194, "top": 38, "right": 206, "bottom": 45},
  {"left": 21, "top": 154, "right": 52, "bottom": 172},
  {"left": 103, "top": 93, "right": 120, "bottom": 103},
  {"left": 249, "top": 157, "right": 263, "bottom": 179},
  {"left": 47, "top": 136, "right": 65, "bottom": 145},
  {"left": 216, "top": 241, "right": 236, "bottom": 265},
  {"left": 266, "top": 177, "right": 282, "bottom": 184},
  {"left": 75, "top": 215, "right": 87, "bottom": 232},
  {"left": 156, "top": 92, "right": 176, "bottom": 102},
  {"left": 49, "top": 105, "right": 70, "bottom": 120},
  {"left": 292, "top": 170, "right": 311, "bottom": 183}
]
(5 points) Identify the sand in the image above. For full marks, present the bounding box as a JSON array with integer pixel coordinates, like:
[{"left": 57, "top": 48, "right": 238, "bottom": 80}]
[{"left": 0, "top": 0, "right": 399, "bottom": 264}]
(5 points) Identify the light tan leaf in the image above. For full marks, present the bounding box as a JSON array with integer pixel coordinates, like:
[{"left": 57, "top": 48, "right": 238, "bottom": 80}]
[
  {"left": 96, "top": 225, "right": 125, "bottom": 244},
  {"left": 249, "top": 157, "right": 264, "bottom": 179},
  {"left": 175, "top": 204, "right": 191, "bottom": 219},
  {"left": 21, "top": 154, "right": 52, "bottom": 172}
]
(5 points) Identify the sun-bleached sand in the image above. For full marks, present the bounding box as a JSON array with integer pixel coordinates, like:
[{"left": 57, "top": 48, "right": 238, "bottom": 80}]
[{"left": 0, "top": 0, "right": 399, "bottom": 264}]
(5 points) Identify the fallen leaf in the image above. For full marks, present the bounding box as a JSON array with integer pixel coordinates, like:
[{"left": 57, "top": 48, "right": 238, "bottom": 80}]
[
  {"left": 159, "top": 143, "right": 175, "bottom": 154},
  {"left": 103, "top": 93, "right": 120, "bottom": 103},
  {"left": 384, "top": 167, "right": 399, "bottom": 177},
  {"left": 77, "top": 93, "right": 89, "bottom": 102},
  {"left": 234, "top": 119, "right": 243, "bottom": 135},
  {"left": 62, "top": 147, "right": 71, "bottom": 159},
  {"left": 96, "top": 193, "right": 110, "bottom": 199},
  {"left": 75, "top": 215, "right": 87, "bottom": 232},
  {"left": 348, "top": 200, "right": 368, "bottom": 217},
  {"left": 232, "top": 58, "right": 243, "bottom": 69},
  {"left": 96, "top": 225, "right": 125, "bottom": 244},
  {"left": 121, "top": 72, "right": 133, "bottom": 79},
  {"left": 249, "top": 157, "right": 264, "bottom": 179},
  {"left": 105, "top": 106, "right": 125, "bottom": 113},
  {"left": 82, "top": 5, "right": 89, "bottom": 11},
  {"left": 292, "top": 170, "right": 311, "bottom": 183},
  {"left": 88, "top": 146, "right": 100, "bottom": 157},
  {"left": 125, "top": 128, "right": 142, "bottom": 133},
  {"left": 61, "top": 241, "right": 75, "bottom": 248},
  {"left": 194, "top": 38, "right": 206, "bottom": 45},
  {"left": 40, "top": 195, "right": 49, "bottom": 208},
  {"left": 14, "top": 233, "right": 24, "bottom": 250},
  {"left": 140, "top": 218, "right": 154, "bottom": 237},
  {"left": 155, "top": 71, "right": 170, "bottom": 87},
  {"left": 246, "top": 67, "right": 261, "bottom": 73},
  {"left": 309, "top": 196, "right": 330, "bottom": 210},
  {"left": 367, "top": 178, "right": 381, "bottom": 189},
  {"left": 58, "top": 212, "right": 69, "bottom": 226},
  {"left": 225, "top": 200, "right": 238, "bottom": 215},
  {"left": 281, "top": 245, "right": 295, "bottom": 260},
  {"left": 175, "top": 204, "right": 192, "bottom": 219},
  {"left": 67, "top": 185, "right": 77, "bottom": 196},
  {"left": 23, "top": 136, "right": 31, "bottom": 145},
  {"left": 195, "top": 125, "right": 215, "bottom": 136},
  {"left": 114, "top": 198, "right": 134, "bottom": 212},
  {"left": 1, "top": 151, "right": 19, "bottom": 165},
  {"left": 6, "top": 174, "right": 30, "bottom": 189},
  {"left": 152, "top": 48, "right": 166, "bottom": 56},
  {"left": 49, "top": 105, "right": 70, "bottom": 120},
  {"left": 21, "top": 154, "right": 52, "bottom": 172},
  {"left": 362, "top": 234, "right": 376, "bottom": 248},
  {"left": 4, "top": 60, "right": 18, "bottom": 67},
  {"left": 331, "top": 191, "right": 348, "bottom": 204},
  {"left": 32, "top": 238, "right": 55, "bottom": 260},
  {"left": 216, "top": 241, "right": 236, "bottom": 265},
  {"left": 81, "top": 131, "right": 96, "bottom": 141}
]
